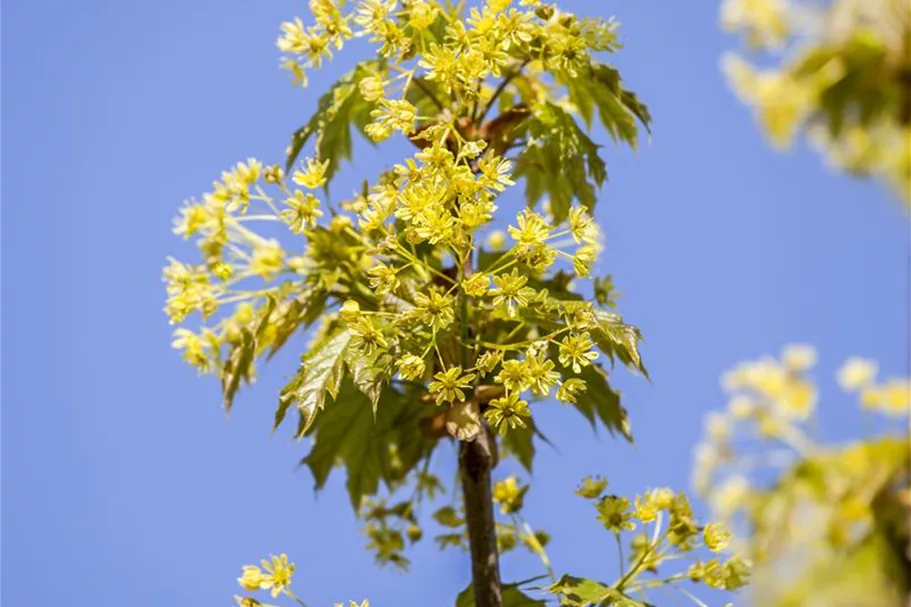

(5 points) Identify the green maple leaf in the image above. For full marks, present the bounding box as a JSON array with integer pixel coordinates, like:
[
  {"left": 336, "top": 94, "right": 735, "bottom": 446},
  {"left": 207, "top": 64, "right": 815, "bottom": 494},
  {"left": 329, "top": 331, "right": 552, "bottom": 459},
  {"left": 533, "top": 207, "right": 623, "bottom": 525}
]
[
  {"left": 514, "top": 101, "right": 605, "bottom": 222},
  {"left": 561, "top": 62, "right": 652, "bottom": 149},
  {"left": 285, "top": 61, "right": 382, "bottom": 185},
  {"left": 455, "top": 581, "right": 547, "bottom": 607},
  {"left": 301, "top": 380, "right": 436, "bottom": 509}
]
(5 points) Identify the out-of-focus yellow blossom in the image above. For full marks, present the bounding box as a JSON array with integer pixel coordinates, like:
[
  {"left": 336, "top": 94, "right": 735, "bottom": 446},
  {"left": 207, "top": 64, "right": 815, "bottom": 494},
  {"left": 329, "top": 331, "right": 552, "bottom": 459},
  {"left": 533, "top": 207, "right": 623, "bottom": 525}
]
[
  {"left": 556, "top": 378, "right": 586, "bottom": 404},
  {"left": 837, "top": 356, "right": 878, "bottom": 391},
  {"left": 720, "top": 0, "right": 911, "bottom": 203},
  {"left": 462, "top": 273, "right": 491, "bottom": 297},
  {"left": 250, "top": 240, "right": 285, "bottom": 280},
  {"left": 781, "top": 343, "right": 816, "bottom": 372},
  {"left": 487, "top": 229, "right": 507, "bottom": 251},
  {"left": 576, "top": 476, "right": 608, "bottom": 499},
  {"left": 493, "top": 476, "right": 528, "bottom": 514},
  {"left": 722, "top": 54, "right": 809, "bottom": 148},
  {"left": 396, "top": 354, "right": 426, "bottom": 380},
  {"left": 704, "top": 522, "right": 732, "bottom": 552},
  {"left": 720, "top": 0, "right": 790, "bottom": 49},
  {"left": 860, "top": 379, "right": 910, "bottom": 416}
]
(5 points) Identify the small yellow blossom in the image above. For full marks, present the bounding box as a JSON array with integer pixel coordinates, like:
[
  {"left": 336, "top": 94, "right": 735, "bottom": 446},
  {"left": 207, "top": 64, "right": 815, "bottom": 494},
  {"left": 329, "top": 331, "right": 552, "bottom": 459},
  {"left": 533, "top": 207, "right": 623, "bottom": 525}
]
[
  {"left": 557, "top": 332, "right": 598, "bottom": 373},
  {"left": 250, "top": 240, "right": 285, "bottom": 280},
  {"left": 837, "top": 357, "right": 878, "bottom": 391},
  {"left": 491, "top": 269, "right": 536, "bottom": 317},
  {"left": 429, "top": 366, "right": 476, "bottom": 404},
  {"left": 493, "top": 476, "right": 528, "bottom": 514},
  {"left": 781, "top": 343, "right": 816, "bottom": 372},
  {"left": 556, "top": 378, "right": 586, "bottom": 404},
  {"left": 414, "top": 290, "right": 455, "bottom": 330},
  {"left": 397, "top": 354, "right": 426, "bottom": 380},
  {"left": 463, "top": 273, "right": 491, "bottom": 297},
  {"left": 703, "top": 522, "right": 731, "bottom": 552},
  {"left": 596, "top": 495, "right": 635, "bottom": 533},
  {"left": 495, "top": 359, "right": 532, "bottom": 393},
  {"left": 485, "top": 392, "right": 531, "bottom": 434},
  {"left": 476, "top": 350, "right": 503, "bottom": 374},
  {"left": 292, "top": 157, "right": 330, "bottom": 190}
]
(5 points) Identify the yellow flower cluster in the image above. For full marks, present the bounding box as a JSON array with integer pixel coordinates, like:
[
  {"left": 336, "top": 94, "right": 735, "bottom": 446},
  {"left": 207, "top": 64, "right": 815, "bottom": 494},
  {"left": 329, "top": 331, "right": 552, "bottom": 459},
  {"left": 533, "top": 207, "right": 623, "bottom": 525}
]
[{"left": 568, "top": 476, "right": 750, "bottom": 596}]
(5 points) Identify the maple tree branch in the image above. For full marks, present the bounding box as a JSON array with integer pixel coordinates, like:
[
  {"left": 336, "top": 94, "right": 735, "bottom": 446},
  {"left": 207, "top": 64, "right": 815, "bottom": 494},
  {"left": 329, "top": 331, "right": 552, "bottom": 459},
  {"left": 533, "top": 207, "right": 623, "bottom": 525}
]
[{"left": 460, "top": 424, "right": 503, "bottom": 607}]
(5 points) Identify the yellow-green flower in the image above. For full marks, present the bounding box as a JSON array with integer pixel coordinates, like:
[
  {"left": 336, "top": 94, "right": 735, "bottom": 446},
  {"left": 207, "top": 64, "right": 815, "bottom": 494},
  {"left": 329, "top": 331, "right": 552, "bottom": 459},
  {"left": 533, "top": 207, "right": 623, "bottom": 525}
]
[
  {"left": 462, "top": 273, "right": 491, "bottom": 297},
  {"left": 576, "top": 476, "right": 607, "bottom": 499},
  {"left": 260, "top": 553, "right": 295, "bottom": 598},
  {"left": 485, "top": 392, "right": 531, "bottom": 435},
  {"left": 557, "top": 332, "right": 598, "bottom": 373},
  {"left": 556, "top": 378, "right": 586, "bottom": 404},
  {"left": 414, "top": 290, "right": 455, "bottom": 330},
  {"left": 476, "top": 349, "right": 503, "bottom": 374},
  {"left": 495, "top": 359, "right": 533, "bottom": 393},
  {"left": 238, "top": 554, "right": 295, "bottom": 598},
  {"left": 491, "top": 269, "right": 535, "bottom": 318},
  {"left": 596, "top": 495, "right": 635, "bottom": 533},
  {"left": 292, "top": 157, "right": 330, "bottom": 190},
  {"left": 397, "top": 354, "right": 426, "bottom": 381},
  {"left": 703, "top": 522, "right": 731, "bottom": 552},
  {"left": 493, "top": 476, "right": 528, "bottom": 514},
  {"left": 368, "top": 261, "right": 399, "bottom": 295},
  {"left": 429, "top": 366, "right": 476, "bottom": 404},
  {"left": 349, "top": 317, "right": 389, "bottom": 355},
  {"left": 526, "top": 352, "right": 559, "bottom": 396},
  {"left": 508, "top": 209, "right": 550, "bottom": 249},
  {"left": 281, "top": 190, "right": 323, "bottom": 233}
]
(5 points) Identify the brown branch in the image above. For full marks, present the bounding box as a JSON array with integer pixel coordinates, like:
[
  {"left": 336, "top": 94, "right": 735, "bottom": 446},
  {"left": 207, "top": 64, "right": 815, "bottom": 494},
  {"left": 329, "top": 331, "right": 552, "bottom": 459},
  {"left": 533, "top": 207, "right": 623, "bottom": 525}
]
[
  {"left": 477, "top": 59, "right": 531, "bottom": 126},
  {"left": 460, "top": 423, "right": 503, "bottom": 607}
]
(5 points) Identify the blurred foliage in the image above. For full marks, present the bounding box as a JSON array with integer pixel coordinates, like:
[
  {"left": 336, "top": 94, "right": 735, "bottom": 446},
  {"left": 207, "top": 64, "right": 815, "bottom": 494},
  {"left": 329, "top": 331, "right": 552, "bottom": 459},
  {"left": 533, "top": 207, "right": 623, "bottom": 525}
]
[
  {"left": 695, "top": 345, "right": 911, "bottom": 606},
  {"left": 720, "top": 0, "right": 911, "bottom": 203}
]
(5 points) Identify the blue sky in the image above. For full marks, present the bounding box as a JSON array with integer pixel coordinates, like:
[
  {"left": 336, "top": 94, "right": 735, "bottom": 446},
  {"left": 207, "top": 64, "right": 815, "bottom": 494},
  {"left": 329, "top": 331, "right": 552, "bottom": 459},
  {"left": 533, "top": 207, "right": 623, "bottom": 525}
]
[{"left": 2, "top": 1, "right": 908, "bottom": 606}]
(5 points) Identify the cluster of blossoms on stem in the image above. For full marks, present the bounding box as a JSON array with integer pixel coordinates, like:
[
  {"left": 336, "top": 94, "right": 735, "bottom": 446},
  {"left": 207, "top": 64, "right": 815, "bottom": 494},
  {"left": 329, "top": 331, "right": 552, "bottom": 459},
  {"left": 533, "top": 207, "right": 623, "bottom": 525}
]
[
  {"left": 168, "top": 0, "right": 653, "bottom": 594},
  {"left": 235, "top": 553, "right": 367, "bottom": 607},
  {"left": 542, "top": 476, "right": 750, "bottom": 605},
  {"left": 165, "top": 0, "right": 646, "bottom": 441}
]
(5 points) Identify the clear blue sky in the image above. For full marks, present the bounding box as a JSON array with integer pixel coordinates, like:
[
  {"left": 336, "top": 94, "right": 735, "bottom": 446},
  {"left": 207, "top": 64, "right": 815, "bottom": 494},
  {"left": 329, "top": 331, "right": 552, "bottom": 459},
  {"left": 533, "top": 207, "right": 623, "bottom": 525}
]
[{"left": 2, "top": 1, "right": 907, "bottom": 605}]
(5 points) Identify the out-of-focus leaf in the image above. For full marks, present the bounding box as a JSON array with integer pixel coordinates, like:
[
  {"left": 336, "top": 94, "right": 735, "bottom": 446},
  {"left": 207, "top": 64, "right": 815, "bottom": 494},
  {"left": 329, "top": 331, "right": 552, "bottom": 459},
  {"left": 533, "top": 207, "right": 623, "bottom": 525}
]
[
  {"left": 455, "top": 581, "right": 548, "bottom": 607},
  {"left": 562, "top": 62, "right": 652, "bottom": 149},
  {"left": 502, "top": 418, "right": 535, "bottom": 472},
  {"left": 433, "top": 505, "right": 465, "bottom": 528}
]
